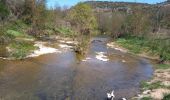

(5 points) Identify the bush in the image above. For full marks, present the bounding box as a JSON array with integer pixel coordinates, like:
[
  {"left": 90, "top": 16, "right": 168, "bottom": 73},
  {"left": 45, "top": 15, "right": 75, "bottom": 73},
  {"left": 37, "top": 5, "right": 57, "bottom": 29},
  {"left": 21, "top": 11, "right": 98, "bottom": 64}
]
[
  {"left": 116, "top": 36, "right": 170, "bottom": 61},
  {"left": 56, "top": 27, "right": 76, "bottom": 37},
  {"left": 9, "top": 41, "right": 36, "bottom": 59},
  {"left": 156, "top": 64, "right": 170, "bottom": 69},
  {"left": 6, "top": 30, "right": 24, "bottom": 37},
  {"left": 0, "top": 0, "right": 9, "bottom": 20},
  {"left": 116, "top": 36, "right": 148, "bottom": 53},
  {"left": 140, "top": 97, "right": 152, "bottom": 100},
  {"left": 141, "top": 81, "right": 164, "bottom": 90},
  {"left": 163, "top": 94, "right": 170, "bottom": 100}
]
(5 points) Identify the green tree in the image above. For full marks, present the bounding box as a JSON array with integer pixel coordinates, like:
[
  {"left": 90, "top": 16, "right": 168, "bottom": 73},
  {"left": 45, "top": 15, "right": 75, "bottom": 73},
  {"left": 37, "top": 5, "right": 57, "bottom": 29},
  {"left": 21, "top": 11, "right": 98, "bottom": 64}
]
[
  {"left": 22, "top": 0, "right": 35, "bottom": 24},
  {"left": 67, "top": 3, "right": 97, "bottom": 55},
  {"left": 122, "top": 7, "right": 151, "bottom": 36},
  {"left": 0, "top": 0, "right": 9, "bottom": 21},
  {"left": 68, "top": 3, "right": 97, "bottom": 36}
]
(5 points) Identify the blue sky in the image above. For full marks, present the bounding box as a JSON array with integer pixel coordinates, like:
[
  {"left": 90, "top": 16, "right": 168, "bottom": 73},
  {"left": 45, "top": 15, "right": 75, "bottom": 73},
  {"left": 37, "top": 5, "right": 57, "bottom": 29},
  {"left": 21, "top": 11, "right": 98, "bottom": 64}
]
[{"left": 46, "top": 0, "right": 166, "bottom": 8}]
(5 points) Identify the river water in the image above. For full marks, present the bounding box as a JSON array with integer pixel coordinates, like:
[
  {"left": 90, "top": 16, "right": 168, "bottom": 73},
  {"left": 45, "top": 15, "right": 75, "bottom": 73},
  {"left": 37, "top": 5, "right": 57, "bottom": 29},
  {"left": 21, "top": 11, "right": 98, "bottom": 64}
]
[{"left": 0, "top": 37, "right": 153, "bottom": 100}]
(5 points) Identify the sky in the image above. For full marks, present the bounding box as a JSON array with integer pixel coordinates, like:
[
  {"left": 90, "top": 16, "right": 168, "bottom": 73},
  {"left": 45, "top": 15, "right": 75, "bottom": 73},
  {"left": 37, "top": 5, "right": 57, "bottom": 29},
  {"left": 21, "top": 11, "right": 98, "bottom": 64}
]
[{"left": 46, "top": 0, "right": 166, "bottom": 8}]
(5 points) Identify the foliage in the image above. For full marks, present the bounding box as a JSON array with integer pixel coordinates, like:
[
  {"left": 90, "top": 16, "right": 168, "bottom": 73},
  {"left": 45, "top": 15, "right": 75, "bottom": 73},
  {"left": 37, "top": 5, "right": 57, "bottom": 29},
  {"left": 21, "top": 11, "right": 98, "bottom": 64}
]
[
  {"left": 21, "top": 0, "right": 35, "bottom": 24},
  {"left": 68, "top": 3, "right": 97, "bottom": 35},
  {"left": 141, "top": 81, "right": 164, "bottom": 90},
  {"left": 9, "top": 41, "right": 36, "bottom": 59},
  {"left": 148, "top": 38, "right": 170, "bottom": 61},
  {"left": 68, "top": 3, "right": 97, "bottom": 55},
  {"left": 116, "top": 36, "right": 170, "bottom": 61},
  {"left": 163, "top": 94, "right": 170, "bottom": 100},
  {"left": 156, "top": 64, "right": 170, "bottom": 69},
  {"left": 6, "top": 30, "right": 24, "bottom": 37},
  {"left": 96, "top": 12, "right": 126, "bottom": 37},
  {"left": 56, "top": 27, "right": 76, "bottom": 37},
  {"left": 116, "top": 36, "right": 148, "bottom": 53},
  {"left": 140, "top": 97, "right": 152, "bottom": 100},
  {"left": 122, "top": 7, "right": 151, "bottom": 36},
  {"left": 74, "top": 35, "right": 90, "bottom": 55},
  {"left": 0, "top": 0, "right": 9, "bottom": 20}
]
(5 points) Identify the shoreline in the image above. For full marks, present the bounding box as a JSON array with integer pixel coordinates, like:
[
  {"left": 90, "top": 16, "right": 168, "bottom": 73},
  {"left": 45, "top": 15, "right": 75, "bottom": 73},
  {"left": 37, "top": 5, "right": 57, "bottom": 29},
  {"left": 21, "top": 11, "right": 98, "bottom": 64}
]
[
  {"left": 0, "top": 37, "right": 77, "bottom": 60},
  {"left": 107, "top": 41, "right": 170, "bottom": 100},
  {"left": 107, "top": 42, "right": 160, "bottom": 61}
]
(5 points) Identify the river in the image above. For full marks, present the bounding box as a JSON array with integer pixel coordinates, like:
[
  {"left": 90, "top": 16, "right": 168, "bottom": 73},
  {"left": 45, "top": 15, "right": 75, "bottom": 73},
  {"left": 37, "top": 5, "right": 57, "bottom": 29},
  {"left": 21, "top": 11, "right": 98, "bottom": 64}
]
[{"left": 0, "top": 37, "right": 153, "bottom": 100}]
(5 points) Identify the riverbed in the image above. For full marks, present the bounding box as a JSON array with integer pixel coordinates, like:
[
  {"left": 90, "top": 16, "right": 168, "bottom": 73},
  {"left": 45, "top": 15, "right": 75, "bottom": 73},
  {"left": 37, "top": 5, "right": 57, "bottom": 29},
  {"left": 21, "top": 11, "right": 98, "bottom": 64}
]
[{"left": 0, "top": 37, "right": 153, "bottom": 100}]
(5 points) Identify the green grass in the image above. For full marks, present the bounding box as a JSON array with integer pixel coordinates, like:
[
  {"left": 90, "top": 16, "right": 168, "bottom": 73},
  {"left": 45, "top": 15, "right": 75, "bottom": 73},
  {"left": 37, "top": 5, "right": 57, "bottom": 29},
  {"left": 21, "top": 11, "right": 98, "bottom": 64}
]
[
  {"left": 163, "top": 94, "right": 170, "bottom": 100},
  {"left": 141, "top": 81, "right": 164, "bottom": 90},
  {"left": 9, "top": 41, "right": 36, "bottom": 59},
  {"left": 55, "top": 27, "right": 76, "bottom": 37},
  {"left": 156, "top": 64, "right": 170, "bottom": 69},
  {"left": 140, "top": 97, "right": 152, "bottom": 100},
  {"left": 116, "top": 36, "right": 149, "bottom": 54},
  {"left": 6, "top": 30, "right": 24, "bottom": 37},
  {"left": 115, "top": 36, "right": 170, "bottom": 61}
]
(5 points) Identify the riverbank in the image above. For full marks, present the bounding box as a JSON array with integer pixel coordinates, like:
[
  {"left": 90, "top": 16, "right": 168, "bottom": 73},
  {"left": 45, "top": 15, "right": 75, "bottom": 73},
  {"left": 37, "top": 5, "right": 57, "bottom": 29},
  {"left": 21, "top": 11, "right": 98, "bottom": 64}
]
[
  {"left": 0, "top": 36, "right": 78, "bottom": 60},
  {"left": 107, "top": 38, "right": 170, "bottom": 100}
]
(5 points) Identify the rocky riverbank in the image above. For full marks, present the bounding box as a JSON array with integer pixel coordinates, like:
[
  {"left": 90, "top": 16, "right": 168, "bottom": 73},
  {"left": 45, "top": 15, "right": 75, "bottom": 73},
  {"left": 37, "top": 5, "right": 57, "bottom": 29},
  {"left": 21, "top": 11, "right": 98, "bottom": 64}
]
[{"left": 107, "top": 41, "right": 170, "bottom": 100}]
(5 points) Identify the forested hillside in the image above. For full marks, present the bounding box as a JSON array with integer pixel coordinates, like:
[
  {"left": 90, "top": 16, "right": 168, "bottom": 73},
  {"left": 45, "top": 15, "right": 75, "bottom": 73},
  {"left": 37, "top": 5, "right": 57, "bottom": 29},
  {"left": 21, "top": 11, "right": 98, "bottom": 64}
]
[
  {"left": 0, "top": 0, "right": 170, "bottom": 61},
  {"left": 85, "top": 0, "right": 170, "bottom": 62}
]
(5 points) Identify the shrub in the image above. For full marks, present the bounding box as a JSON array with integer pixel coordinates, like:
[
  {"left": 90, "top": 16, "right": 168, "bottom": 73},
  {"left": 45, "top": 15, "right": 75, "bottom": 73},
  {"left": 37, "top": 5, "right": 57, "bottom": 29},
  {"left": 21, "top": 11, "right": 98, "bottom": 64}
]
[
  {"left": 163, "top": 94, "right": 170, "bottom": 100},
  {"left": 9, "top": 41, "right": 36, "bottom": 59}
]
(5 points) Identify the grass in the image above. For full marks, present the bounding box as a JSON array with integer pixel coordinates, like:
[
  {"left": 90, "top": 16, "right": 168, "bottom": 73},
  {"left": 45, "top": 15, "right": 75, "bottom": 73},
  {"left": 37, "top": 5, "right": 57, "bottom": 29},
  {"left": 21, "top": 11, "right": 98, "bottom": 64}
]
[
  {"left": 55, "top": 27, "right": 76, "bottom": 37},
  {"left": 141, "top": 81, "right": 164, "bottom": 90},
  {"left": 156, "top": 64, "right": 170, "bottom": 69},
  {"left": 140, "top": 97, "right": 152, "bottom": 100},
  {"left": 9, "top": 41, "right": 36, "bottom": 59},
  {"left": 116, "top": 36, "right": 149, "bottom": 54},
  {"left": 115, "top": 36, "right": 170, "bottom": 61},
  {"left": 6, "top": 30, "right": 25, "bottom": 37},
  {"left": 0, "top": 20, "right": 34, "bottom": 44},
  {"left": 163, "top": 94, "right": 170, "bottom": 100}
]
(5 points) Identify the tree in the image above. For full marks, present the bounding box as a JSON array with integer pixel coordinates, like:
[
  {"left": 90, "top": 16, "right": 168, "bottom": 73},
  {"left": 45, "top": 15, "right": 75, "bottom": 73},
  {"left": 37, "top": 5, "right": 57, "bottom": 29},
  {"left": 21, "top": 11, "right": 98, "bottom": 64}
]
[
  {"left": 96, "top": 12, "right": 126, "bottom": 38},
  {"left": 22, "top": 0, "right": 35, "bottom": 24},
  {"left": 122, "top": 7, "right": 151, "bottom": 36},
  {"left": 68, "top": 3, "right": 97, "bottom": 36},
  {"left": 0, "top": 0, "right": 9, "bottom": 21},
  {"left": 67, "top": 3, "right": 97, "bottom": 55}
]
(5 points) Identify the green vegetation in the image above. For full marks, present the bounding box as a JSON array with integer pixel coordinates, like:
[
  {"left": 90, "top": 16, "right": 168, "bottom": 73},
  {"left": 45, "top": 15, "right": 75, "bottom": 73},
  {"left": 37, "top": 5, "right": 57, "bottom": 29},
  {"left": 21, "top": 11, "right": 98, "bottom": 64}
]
[
  {"left": 68, "top": 3, "right": 97, "bottom": 35},
  {"left": 9, "top": 41, "right": 36, "bottom": 59},
  {"left": 56, "top": 27, "right": 76, "bottom": 37},
  {"left": 0, "top": 0, "right": 169, "bottom": 60},
  {"left": 115, "top": 36, "right": 170, "bottom": 61},
  {"left": 141, "top": 81, "right": 164, "bottom": 90},
  {"left": 0, "top": 0, "right": 98, "bottom": 58},
  {"left": 0, "top": 0, "right": 9, "bottom": 20},
  {"left": 67, "top": 3, "right": 97, "bottom": 54},
  {"left": 116, "top": 36, "right": 148, "bottom": 53},
  {"left": 140, "top": 97, "right": 152, "bottom": 100},
  {"left": 163, "top": 94, "right": 170, "bottom": 100},
  {"left": 156, "top": 64, "right": 170, "bottom": 69}
]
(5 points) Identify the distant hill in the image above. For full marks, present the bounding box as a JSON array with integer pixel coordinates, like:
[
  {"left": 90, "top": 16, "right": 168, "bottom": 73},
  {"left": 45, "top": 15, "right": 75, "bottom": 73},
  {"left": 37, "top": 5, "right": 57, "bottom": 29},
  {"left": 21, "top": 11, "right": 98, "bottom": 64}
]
[
  {"left": 86, "top": 1, "right": 151, "bottom": 8},
  {"left": 156, "top": 0, "right": 170, "bottom": 6},
  {"left": 83, "top": 0, "right": 170, "bottom": 14},
  {"left": 84, "top": 1, "right": 152, "bottom": 13}
]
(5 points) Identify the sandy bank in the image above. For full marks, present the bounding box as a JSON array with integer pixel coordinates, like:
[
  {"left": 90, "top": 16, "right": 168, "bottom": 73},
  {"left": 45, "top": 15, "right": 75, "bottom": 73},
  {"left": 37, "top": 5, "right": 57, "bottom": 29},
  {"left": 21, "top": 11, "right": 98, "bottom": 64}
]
[{"left": 27, "top": 42, "right": 62, "bottom": 58}]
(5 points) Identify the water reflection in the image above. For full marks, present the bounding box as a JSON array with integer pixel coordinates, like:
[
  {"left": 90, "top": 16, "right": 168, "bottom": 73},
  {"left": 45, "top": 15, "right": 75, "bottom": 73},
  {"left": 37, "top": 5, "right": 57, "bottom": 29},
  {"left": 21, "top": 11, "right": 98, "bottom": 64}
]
[{"left": 0, "top": 37, "right": 153, "bottom": 100}]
